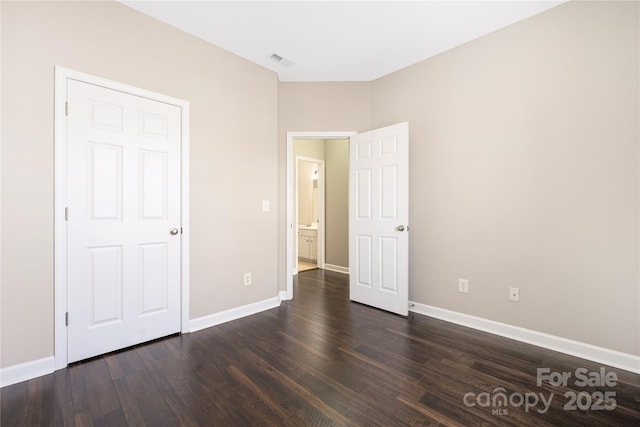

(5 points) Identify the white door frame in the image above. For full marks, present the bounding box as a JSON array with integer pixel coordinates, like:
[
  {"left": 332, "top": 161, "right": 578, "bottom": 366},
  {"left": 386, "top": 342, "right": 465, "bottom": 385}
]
[
  {"left": 295, "top": 156, "right": 325, "bottom": 271},
  {"left": 285, "top": 131, "right": 355, "bottom": 300},
  {"left": 54, "top": 66, "right": 190, "bottom": 369}
]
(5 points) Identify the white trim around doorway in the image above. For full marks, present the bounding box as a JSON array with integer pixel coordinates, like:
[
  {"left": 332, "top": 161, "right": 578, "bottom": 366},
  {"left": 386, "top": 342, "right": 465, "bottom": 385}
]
[{"left": 54, "top": 66, "right": 190, "bottom": 370}]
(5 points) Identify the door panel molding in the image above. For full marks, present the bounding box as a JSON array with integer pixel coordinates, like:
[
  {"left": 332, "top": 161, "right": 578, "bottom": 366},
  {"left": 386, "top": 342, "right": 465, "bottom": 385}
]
[{"left": 54, "top": 66, "right": 190, "bottom": 369}]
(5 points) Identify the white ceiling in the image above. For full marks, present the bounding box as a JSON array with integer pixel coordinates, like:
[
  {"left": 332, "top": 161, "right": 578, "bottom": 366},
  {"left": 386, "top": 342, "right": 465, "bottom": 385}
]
[{"left": 121, "top": 1, "right": 565, "bottom": 82}]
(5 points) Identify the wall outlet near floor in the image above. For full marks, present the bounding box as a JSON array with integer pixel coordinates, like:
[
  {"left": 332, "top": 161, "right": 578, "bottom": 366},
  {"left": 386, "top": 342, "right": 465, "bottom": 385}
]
[
  {"left": 458, "top": 278, "right": 469, "bottom": 294},
  {"left": 244, "top": 273, "right": 252, "bottom": 286},
  {"left": 509, "top": 287, "right": 520, "bottom": 302}
]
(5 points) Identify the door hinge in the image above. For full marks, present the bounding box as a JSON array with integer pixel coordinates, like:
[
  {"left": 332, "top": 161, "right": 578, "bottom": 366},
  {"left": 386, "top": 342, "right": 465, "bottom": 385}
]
[
  {"left": 181, "top": 227, "right": 183, "bottom": 234},
  {"left": 64, "top": 207, "right": 69, "bottom": 221},
  {"left": 65, "top": 101, "right": 69, "bottom": 116},
  {"left": 65, "top": 312, "right": 69, "bottom": 326}
]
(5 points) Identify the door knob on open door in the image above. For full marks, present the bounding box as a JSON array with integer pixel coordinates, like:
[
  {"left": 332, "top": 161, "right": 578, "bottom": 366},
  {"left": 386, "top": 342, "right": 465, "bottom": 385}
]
[
  {"left": 396, "top": 225, "right": 405, "bottom": 232},
  {"left": 169, "top": 227, "right": 179, "bottom": 235}
]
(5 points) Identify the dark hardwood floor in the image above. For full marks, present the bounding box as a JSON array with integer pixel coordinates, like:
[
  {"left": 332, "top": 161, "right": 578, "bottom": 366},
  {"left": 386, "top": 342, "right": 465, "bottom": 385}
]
[{"left": 2, "top": 269, "right": 639, "bottom": 426}]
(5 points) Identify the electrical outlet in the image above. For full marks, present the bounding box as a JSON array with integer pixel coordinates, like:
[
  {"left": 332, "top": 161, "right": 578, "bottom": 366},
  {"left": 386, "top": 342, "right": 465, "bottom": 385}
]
[
  {"left": 458, "top": 278, "right": 469, "bottom": 294},
  {"left": 509, "top": 287, "right": 520, "bottom": 302},
  {"left": 244, "top": 273, "right": 252, "bottom": 286}
]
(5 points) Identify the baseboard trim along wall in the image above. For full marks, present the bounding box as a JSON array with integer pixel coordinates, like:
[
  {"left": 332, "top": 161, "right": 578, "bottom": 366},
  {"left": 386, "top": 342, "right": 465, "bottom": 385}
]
[
  {"left": 0, "top": 356, "right": 55, "bottom": 388},
  {"left": 278, "top": 290, "right": 290, "bottom": 301},
  {"left": 1, "top": 296, "right": 285, "bottom": 388},
  {"left": 409, "top": 301, "right": 640, "bottom": 374},
  {"left": 189, "top": 296, "right": 282, "bottom": 333},
  {"left": 5, "top": 298, "right": 637, "bottom": 388},
  {"left": 324, "top": 264, "right": 349, "bottom": 274}
]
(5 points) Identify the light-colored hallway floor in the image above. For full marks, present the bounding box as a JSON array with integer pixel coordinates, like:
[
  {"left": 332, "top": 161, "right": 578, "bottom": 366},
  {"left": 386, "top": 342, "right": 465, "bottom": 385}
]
[{"left": 298, "top": 260, "right": 318, "bottom": 273}]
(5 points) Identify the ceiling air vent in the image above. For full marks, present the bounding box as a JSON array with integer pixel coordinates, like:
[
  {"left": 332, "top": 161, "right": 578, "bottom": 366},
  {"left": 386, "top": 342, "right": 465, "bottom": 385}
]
[{"left": 268, "top": 52, "right": 294, "bottom": 68}]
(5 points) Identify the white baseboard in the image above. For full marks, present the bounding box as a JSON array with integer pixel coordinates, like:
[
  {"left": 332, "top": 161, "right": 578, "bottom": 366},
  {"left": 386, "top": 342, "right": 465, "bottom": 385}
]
[
  {"left": 5, "top": 300, "right": 636, "bottom": 388},
  {"left": 1, "top": 356, "right": 55, "bottom": 388},
  {"left": 324, "top": 264, "right": 349, "bottom": 274},
  {"left": 3, "top": 296, "right": 285, "bottom": 387},
  {"left": 409, "top": 302, "right": 640, "bottom": 374},
  {"left": 189, "top": 296, "right": 281, "bottom": 333},
  {"left": 279, "top": 290, "right": 290, "bottom": 301}
]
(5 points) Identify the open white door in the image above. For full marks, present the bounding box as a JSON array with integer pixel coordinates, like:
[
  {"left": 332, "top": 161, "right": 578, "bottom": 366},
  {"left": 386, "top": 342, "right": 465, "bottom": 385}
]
[{"left": 349, "top": 122, "right": 409, "bottom": 316}]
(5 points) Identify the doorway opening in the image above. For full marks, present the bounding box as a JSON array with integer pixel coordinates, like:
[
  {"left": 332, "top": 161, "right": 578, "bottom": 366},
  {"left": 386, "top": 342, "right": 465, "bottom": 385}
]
[
  {"left": 286, "top": 132, "right": 355, "bottom": 300},
  {"left": 296, "top": 156, "right": 324, "bottom": 273}
]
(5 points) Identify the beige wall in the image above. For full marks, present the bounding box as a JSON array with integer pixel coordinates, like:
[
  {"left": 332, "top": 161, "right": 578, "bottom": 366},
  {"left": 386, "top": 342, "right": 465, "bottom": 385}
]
[
  {"left": 372, "top": 1, "right": 639, "bottom": 356},
  {"left": 278, "top": 83, "right": 372, "bottom": 133},
  {"left": 294, "top": 139, "right": 325, "bottom": 232},
  {"left": 294, "top": 139, "right": 325, "bottom": 161},
  {"left": 324, "top": 140, "right": 349, "bottom": 268},
  {"left": 1, "top": 1, "right": 278, "bottom": 367},
  {"left": 2, "top": 0, "right": 638, "bottom": 371}
]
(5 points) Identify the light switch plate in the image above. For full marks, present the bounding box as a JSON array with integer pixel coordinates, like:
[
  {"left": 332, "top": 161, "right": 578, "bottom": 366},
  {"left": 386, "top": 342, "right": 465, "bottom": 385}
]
[{"left": 262, "top": 200, "right": 270, "bottom": 212}]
